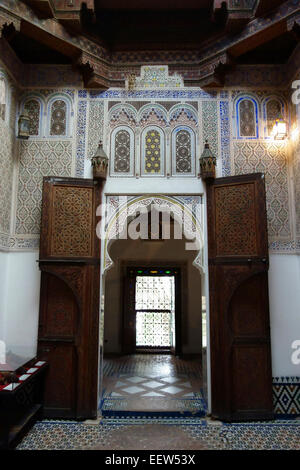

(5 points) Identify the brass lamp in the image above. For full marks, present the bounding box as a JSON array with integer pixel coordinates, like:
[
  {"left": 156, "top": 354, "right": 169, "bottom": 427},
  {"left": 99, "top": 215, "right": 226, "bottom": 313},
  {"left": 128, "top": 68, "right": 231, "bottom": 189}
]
[
  {"left": 199, "top": 140, "right": 216, "bottom": 181},
  {"left": 91, "top": 140, "right": 109, "bottom": 180},
  {"left": 17, "top": 112, "right": 30, "bottom": 139}
]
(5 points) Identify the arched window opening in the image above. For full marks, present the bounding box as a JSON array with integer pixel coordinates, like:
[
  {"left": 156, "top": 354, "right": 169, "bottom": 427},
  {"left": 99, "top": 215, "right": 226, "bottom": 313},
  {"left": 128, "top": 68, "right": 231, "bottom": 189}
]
[
  {"left": 50, "top": 100, "right": 67, "bottom": 136},
  {"left": 144, "top": 128, "right": 161, "bottom": 174},
  {"left": 175, "top": 129, "right": 193, "bottom": 174},
  {"left": 239, "top": 99, "right": 257, "bottom": 138},
  {"left": 24, "top": 99, "right": 40, "bottom": 136},
  {"left": 266, "top": 99, "right": 282, "bottom": 137},
  {"left": 114, "top": 129, "right": 131, "bottom": 173}
]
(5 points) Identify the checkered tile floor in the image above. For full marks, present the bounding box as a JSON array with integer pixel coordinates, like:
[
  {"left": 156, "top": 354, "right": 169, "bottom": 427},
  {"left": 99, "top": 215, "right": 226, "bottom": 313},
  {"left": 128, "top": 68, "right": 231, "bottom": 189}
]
[
  {"left": 100, "top": 354, "right": 206, "bottom": 415},
  {"left": 110, "top": 375, "right": 195, "bottom": 398}
]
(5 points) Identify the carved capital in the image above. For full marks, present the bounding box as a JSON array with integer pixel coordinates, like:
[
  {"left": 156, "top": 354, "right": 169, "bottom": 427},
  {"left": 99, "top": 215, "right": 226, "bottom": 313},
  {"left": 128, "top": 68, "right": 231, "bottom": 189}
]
[
  {"left": 76, "top": 52, "right": 113, "bottom": 89},
  {"left": 196, "top": 52, "right": 233, "bottom": 87}
]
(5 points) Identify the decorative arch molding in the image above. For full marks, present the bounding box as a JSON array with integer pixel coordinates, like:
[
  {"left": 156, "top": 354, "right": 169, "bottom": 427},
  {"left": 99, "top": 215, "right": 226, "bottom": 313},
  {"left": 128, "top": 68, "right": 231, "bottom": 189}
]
[
  {"left": 234, "top": 94, "right": 259, "bottom": 139},
  {"left": 169, "top": 104, "right": 198, "bottom": 128},
  {"left": 171, "top": 125, "right": 196, "bottom": 177},
  {"left": 110, "top": 125, "right": 135, "bottom": 177},
  {"left": 102, "top": 194, "right": 204, "bottom": 275},
  {"left": 108, "top": 103, "right": 138, "bottom": 128},
  {"left": 138, "top": 103, "right": 168, "bottom": 127}
]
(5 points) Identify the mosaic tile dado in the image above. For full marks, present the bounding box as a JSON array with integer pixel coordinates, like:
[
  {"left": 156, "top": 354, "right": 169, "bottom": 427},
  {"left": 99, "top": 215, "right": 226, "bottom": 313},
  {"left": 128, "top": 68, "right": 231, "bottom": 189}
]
[{"left": 15, "top": 140, "right": 72, "bottom": 235}]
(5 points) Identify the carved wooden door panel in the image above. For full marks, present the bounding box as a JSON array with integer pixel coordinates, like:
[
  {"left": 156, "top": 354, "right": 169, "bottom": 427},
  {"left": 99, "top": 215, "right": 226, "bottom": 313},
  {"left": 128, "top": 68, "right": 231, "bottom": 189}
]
[
  {"left": 38, "top": 177, "right": 101, "bottom": 419},
  {"left": 207, "top": 173, "right": 273, "bottom": 422}
]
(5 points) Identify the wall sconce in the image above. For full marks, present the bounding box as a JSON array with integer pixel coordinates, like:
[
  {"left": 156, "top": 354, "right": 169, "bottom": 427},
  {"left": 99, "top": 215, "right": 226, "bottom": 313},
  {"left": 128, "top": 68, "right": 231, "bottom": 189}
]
[
  {"left": 91, "top": 140, "right": 109, "bottom": 181},
  {"left": 17, "top": 112, "right": 30, "bottom": 140},
  {"left": 199, "top": 140, "right": 216, "bottom": 181},
  {"left": 271, "top": 118, "right": 287, "bottom": 140}
]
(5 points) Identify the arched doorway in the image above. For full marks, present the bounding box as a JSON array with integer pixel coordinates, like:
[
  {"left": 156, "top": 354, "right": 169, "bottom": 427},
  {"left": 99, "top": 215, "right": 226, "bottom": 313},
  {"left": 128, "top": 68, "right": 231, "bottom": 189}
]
[{"left": 98, "top": 196, "right": 208, "bottom": 416}]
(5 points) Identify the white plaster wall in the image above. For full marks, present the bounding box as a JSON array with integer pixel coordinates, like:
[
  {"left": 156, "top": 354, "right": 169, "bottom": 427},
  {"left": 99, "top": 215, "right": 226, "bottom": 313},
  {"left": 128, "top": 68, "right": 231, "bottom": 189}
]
[
  {"left": 2, "top": 251, "right": 40, "bottom": 359},
  {"left": 268, "top": 253, "right": 300, "bottom": 377},
  {"left": 0, "top": 252, "right": 9, "bottom": 339}
]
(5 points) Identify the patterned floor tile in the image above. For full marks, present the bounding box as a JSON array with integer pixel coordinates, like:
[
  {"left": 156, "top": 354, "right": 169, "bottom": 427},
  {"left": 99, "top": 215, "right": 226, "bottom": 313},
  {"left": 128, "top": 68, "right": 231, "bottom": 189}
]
[
  {"left": 161, "top": 386, "right": 184, "bottom": 394},
  {"left": 122, "top": 386, "right": 145, "bottom": 394},
  {"left": 101, "top": 354, "right": 205, "bottom": 415},
  {"left": 142, "top": 380, "right": 163, "bottom": 389},
  {"left": 16, "top": 418, "right": 300, "bottom": 450},
  {"left": 127, "top": 377, "right": 145, "bottom": 384}
]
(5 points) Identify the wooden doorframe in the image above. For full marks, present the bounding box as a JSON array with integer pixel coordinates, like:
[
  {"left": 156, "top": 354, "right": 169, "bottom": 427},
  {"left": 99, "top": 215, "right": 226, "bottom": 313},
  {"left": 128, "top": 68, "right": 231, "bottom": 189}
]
[{"left": 120, "top": 260, "right": 190, "bottom": 355}]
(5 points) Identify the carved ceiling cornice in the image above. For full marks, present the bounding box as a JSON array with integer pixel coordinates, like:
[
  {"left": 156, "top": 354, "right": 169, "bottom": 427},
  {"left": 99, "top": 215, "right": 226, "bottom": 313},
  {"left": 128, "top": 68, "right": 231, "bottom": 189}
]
[
  {"left": 213, "top": 0, "right": 258, "bottom": 30},
  {"left": 0, "top": 0, "right": 299, "bottom": 89},
  {"left": 22, "top": 1, "right": 95, "bottom": 30}
]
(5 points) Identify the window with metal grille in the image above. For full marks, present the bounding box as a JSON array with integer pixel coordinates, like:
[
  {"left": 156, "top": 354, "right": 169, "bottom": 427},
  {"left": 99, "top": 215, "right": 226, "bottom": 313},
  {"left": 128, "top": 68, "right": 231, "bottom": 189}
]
[{"left": 135, "top": 276, "right": 175, "bottom": 348}]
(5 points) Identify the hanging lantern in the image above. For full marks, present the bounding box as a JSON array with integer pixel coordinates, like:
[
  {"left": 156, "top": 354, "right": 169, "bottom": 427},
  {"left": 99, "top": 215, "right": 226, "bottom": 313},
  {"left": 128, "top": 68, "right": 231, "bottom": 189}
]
[
  {"left": 199, "top": 140, "right": 216, "bottom": 181},
  {"left": 271, "top": 118, "right": 287, "bottom": 140},
  {"left": 91, "top": 140, "right": 109, "bottom": 180},
  {"left": 17, "top": 112, "right": 30, "bottom": 139}
]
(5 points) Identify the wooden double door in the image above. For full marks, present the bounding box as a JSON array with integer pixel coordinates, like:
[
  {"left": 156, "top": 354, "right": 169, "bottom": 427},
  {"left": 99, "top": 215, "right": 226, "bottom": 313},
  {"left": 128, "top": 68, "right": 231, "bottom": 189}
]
[{"left": 37, "top": 173, "right": 273, "bottom": 421}]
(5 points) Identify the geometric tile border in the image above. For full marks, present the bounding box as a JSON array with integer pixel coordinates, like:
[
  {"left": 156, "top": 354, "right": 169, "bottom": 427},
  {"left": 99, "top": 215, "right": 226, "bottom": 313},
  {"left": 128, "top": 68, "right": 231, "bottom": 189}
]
[{"left": 273, "top": 377, "right": 300, "bottom": 418}]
